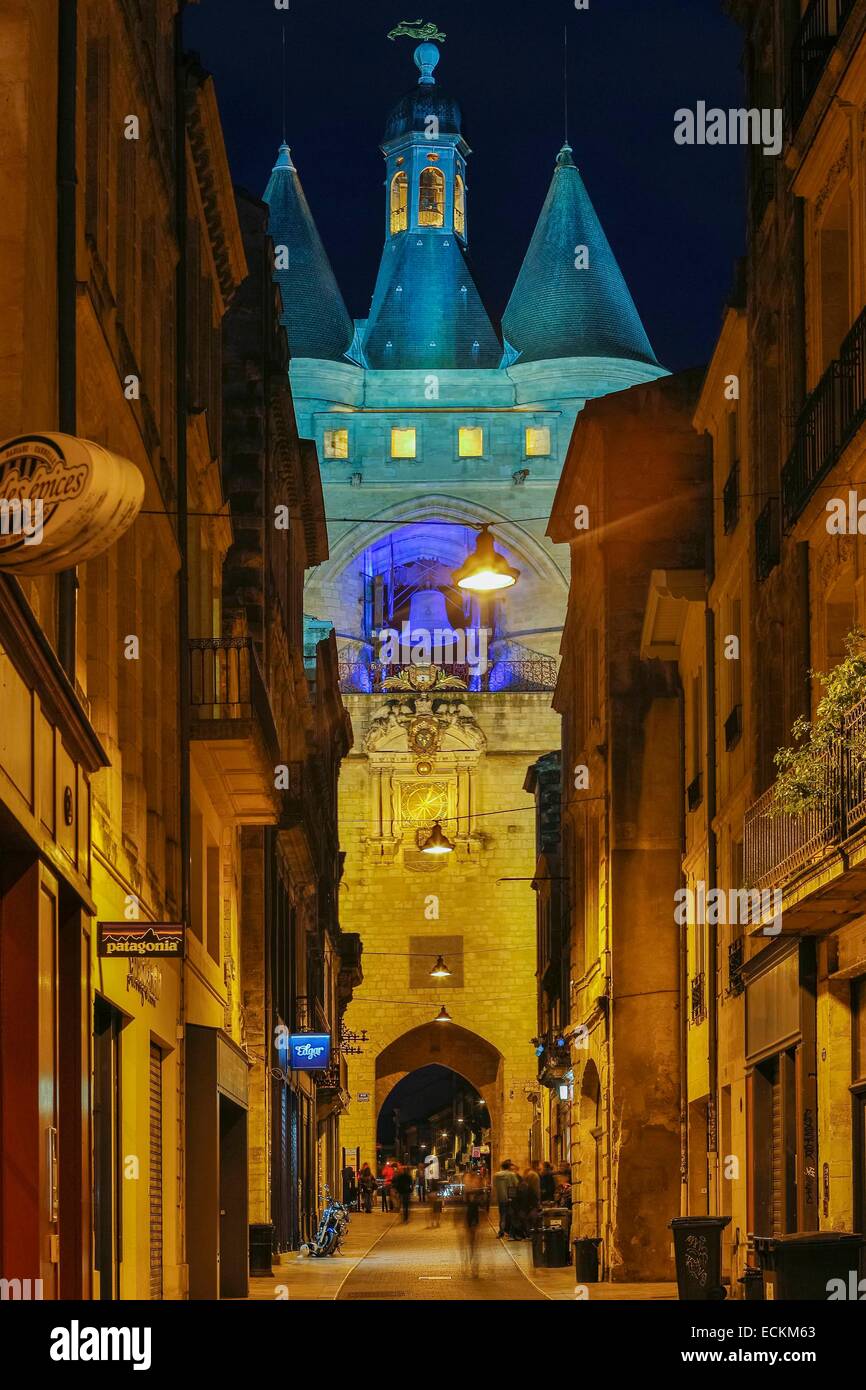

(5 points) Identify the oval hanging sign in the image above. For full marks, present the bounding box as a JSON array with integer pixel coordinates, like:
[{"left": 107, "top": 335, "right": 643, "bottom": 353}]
[{"left": 0, "top": 432, "right": 144, "bottom": 575}]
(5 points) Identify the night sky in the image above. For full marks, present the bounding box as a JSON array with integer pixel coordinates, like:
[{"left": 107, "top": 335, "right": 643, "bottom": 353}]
[{"left": 185, "top": 0, "right": 746, "bottom": 372}]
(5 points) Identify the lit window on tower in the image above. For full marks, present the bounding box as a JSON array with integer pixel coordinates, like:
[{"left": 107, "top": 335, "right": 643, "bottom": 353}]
[
  {"left": 391, "top": 427, "right": 417, "bottom": 459},
  {"left": 390, "top": 170, "right": 408, "bottom": 234},
  {"left": 419, "top": 167, "right": 445, "bottom": 227},
  {"left": 454, "top": 174, "right": 466, "bottom": 237},
  {"left": 458, "top": 426, "right": 483, "bottom": 457},
  {"left": 323, "top": 427, "right": 349, "bottom": 459},
  {"left": 525, "top": 426, "right": 552, "bottom": 457}
]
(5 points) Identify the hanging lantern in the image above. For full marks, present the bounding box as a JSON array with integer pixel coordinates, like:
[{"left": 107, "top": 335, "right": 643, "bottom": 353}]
[
  {"left": 434, "top": 1005, "right": 453, "bottom": 1023},
  {"left": 452, "top": 525, "right": 519, "bottom": 593},
  {"left": 421, "top": 820, "right": 454, "bottom": 855},
  {"left": 430, "top": 954, "right": 452, "bottom": 978}
]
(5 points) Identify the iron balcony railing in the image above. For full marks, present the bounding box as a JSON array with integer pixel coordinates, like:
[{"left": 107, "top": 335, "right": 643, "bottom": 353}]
[
  {"left": 783, "top": 305, "right": 866, "bottom": 526},
  {"left": 295, "top": 994, "right": 330, "bottom": 1035},
  {"left": 188, "top": 636, "right": 280, "bottom": 764},
  {"left": 690, "top": 972, "right": 706, "bottom": 1025},
  {"left": 728, "top": 936, "right": 745, "bottom": 997},
  {"left": 723, "top": 463, "right": 740, "bottom": 535},
  {"left": 338, "top": 655, "right": 558, "bottom": 695},
  {"left": 743, "top": 694, "right": 866, "bottom": 892},
  {"left": 789, "top": 0, "right": 841, "bottom": 130},
  {"left": 756, "top": 497, "right": 780, "bottom": 582}
]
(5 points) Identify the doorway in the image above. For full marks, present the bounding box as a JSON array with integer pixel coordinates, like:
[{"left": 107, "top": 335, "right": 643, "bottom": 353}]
[
  {"left": 93, "top": 996, "right": 123, "bottom": 1299},
  {"left": 218, "top": 1094, "right": 248, "bottom": 1298},
  {"left": 752, "top": 1048, "right": 797, "bottom": 1237}
]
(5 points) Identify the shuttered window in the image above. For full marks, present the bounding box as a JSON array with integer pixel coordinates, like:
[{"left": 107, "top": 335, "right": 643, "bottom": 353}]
[{"left": 149, "top": 1043, "right": 163, "bottom": 1299}]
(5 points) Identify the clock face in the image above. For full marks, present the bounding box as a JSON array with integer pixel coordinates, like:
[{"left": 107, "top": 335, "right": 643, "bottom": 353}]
[{"left": 401, "top": 782, "right": 449, "bottom": 825}]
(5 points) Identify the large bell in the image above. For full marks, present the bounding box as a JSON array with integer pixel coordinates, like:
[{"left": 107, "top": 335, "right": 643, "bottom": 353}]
[{"left": 408, "top": 588, "right": 459, "bottom": 661}]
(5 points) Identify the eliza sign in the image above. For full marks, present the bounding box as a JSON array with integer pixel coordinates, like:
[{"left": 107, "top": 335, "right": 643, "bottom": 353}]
[
  {"left": 98, "top": 922, "right": 185, "bottom": 958},
  {"left": 0, "top": 432, "right": 144, "bottom": 574},
  {"left": 289, "top": 1033, "right": 331, "bottom": 1070}
]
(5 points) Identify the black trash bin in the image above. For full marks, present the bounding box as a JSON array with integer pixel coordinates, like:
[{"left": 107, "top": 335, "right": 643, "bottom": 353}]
[
  {"left": 249, "top": 1222, "right": 275, "bottom": 1277},
  {"left": 754, "top": 1232, "right": 865, "bottom": 1301},
  {"left": 573, "top": 1236, "right": 602, "bottom": 1282},
  {"left": 532, "top": 1226, "right": 570, "bottom": 1267},
  {"left": 738, "top": 1267, "right": 764, "bottom": 1302},
  {"left": 669, "top": 1216, "right": 730, "bottom": 1300}
]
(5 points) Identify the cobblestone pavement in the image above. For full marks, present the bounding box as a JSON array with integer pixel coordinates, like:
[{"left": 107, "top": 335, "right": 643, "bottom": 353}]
[{"left": 336, "top": 1203, "right": 546, "bottom": 1301}]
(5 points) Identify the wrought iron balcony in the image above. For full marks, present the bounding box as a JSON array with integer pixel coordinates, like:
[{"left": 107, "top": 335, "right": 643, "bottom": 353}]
[
  {"left": 728, "top": 936, "right": 745, "bottom": 997},
  {"left": 782, "top": 306, "right": 866, "bottom": 527},
  {"left": 338, "top": 652, "right": 558, "bottom": 695},
  {"left": 188, "top": 637, "right": 282, "bottom": 819},
  {"left": 743, "top": 694, "right": 866, "bottom": 900},
  {"left": 789, "top": 0, "right": 847, "bottom": 130},
  {"left": 690, "top": 972, "right": 706, "bottom": 1024},
  {"left": 723, "top": 463, "right": 740, "bottom": 535},
  {"left": 294, "top": 994, "right": 330, "bottom": 1035},
  {"left": 755, "top": 497, "right": 780, "bottom": 581}
]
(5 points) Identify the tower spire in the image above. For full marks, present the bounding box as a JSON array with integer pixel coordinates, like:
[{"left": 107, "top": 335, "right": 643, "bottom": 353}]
[
  {"left": 281, "top": 19, "right": 287, "bottom": 143},
  {"left": 563, "top": 25, "right": 569, "bottom": 148}
]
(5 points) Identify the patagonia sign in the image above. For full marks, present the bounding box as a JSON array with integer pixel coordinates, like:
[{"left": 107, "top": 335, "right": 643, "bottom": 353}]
[
  {"left": 289, "top": 1033, "right": 331, "bottom": 1070},
  {"left": 0, "top": 433, "right": 143, "bottom": 574},
  {"left": 98, "top": 922, "right": 185, "bottom": 958}
]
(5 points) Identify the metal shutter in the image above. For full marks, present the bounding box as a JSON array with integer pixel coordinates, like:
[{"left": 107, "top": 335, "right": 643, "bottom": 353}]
[{"left": 149, "top": 1044, "right": 163, "bottom": 1299}]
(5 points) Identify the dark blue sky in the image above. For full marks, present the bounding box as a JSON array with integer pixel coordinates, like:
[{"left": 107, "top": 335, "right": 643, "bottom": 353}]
[{"left": 185, "top": 0, "right": 746, "bottom": 372}]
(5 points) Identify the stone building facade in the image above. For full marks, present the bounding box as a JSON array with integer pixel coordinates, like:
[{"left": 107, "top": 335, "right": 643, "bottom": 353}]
[{"left": 263, "top": 36, "right": 664, "bottom": 1173}]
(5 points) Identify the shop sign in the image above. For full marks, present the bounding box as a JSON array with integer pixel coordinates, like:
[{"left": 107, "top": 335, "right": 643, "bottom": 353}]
[
  {"left": 126, "top": 958, "right": 162, "bottom": 1005},
  {"left": 98, "top": 922, "right": 185, "bottom": 958},
  {"left": 357, "top": 1092, "right": 370, "bottom": 1102},
  {"left": 0, "top": 433, "right": 144, "bottom": 575},
  {"left": 289, "top": 1033, "right": 331, "bottom": 1070}
]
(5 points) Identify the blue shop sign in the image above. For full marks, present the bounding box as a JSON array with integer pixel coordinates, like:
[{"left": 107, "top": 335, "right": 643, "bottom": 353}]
[{"left": 290, "top": 1033, "right": 331, "bottom": 1069}]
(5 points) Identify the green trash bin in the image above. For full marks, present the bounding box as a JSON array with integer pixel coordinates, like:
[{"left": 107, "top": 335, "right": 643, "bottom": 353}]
[
  {"left": 754, "top": 1232, "right": 865, "bottom": 1300},
  {"left": 669, "top": 1216, "right": 730, "bottom": 1300}
]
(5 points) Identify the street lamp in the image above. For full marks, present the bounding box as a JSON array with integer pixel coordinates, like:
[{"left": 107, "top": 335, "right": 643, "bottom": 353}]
[
  {"left": 422, "top": 821, "right": 454, "bottom": 855},
  {"left": 434, "top": 1004, "right": 453, "bottom": 1023},
  {"left": 452, "top": 525, "right": 520, "bottom": 594},
  {"left": 430, "top": 954, "right": 451, "bottom": 978}
]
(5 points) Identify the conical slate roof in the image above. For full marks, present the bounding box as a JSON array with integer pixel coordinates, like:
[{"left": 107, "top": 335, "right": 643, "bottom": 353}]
[
  {"left": 263, "top": 145, "right": 354, "bottom": 361},
  {"left": 502, "top": 146, "right": 658, "bottom": 367},
  {"left": 362, "top": 233, "right": 502, "bottom": 370}
]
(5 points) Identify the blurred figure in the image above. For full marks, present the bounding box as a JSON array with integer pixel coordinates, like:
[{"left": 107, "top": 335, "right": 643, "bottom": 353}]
[
  {"left": 392, "top": 1162, "right": 414, "bottom": 1222},
  {"left": 416, "top": 1163, "right": 427, "bottom": 1203},
  {"left": 493, "top": 1159, "right": 518, "bottom": 1238},
  {"left": 341, "top": 1163, "right": 357, "bottom": 1209},
  {"left": 359, "top": 1163, "right": 375, "bottom": 1214},
  {"left": 427, "top": 1179, "right": 443, "bottom": 1228},
  {"left": 540, "top": 1160, "right": 556, "bottom": 1204},
  {"left": 463, "top": 1168, "right": 484, "bottom": 1276},
  {"left": 380, "top": 1159, "right": 395, "bottom": 1212}
]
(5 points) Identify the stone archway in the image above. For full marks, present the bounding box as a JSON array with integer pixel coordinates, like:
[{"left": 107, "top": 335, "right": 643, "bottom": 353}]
[{"left": 375, "top": 1021, "right": 504, "bottom": 1165}]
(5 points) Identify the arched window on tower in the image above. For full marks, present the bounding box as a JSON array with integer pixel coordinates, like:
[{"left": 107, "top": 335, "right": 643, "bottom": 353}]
[
  {"left": 454, "top": 174, "right": 466, "bottom": 238},
  {"left": 419, "top": 167, "right": 445, "bottom": 228},
  {"left": 390, "top": 171, "right": 408, "bottom": 234}
]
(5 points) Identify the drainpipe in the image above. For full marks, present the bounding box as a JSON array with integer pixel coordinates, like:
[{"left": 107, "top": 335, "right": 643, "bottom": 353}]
[
  {"left": 704, "top": 440, "right": 719, "bottom": 1216},
  {"left": 57, "top": 0, "right": 78, "bottom": 679},
  {"left": 175, "top": 3, "right": 190, "bottom": 1275},
  {"left": 678, "top": 680, "right": 689, "bottom": 1216}
]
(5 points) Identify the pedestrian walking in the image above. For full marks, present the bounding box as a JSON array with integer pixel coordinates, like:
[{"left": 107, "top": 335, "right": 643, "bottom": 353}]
[
  {"left": 492, "top": 1158, "right": 518, "bottom": 1237},
  {"left": 392, "top": 1162, "right": 413, "bottom": 1222},
  {"left": 540, "top": 1160, "right": 556, "bottom": 1204},
  {"left": 359, "top": 1163, "right": 375, "bottom": 1214},
  {"left": 463, "top": 1167, "right": 484, "bottom": 1276},
  {"left": 416, "top": 1165, "right": 426, "bottom": 1203},
  {"left": 341, "top": 1163, "right": 357, "bottom": 1209},
  {"left": 380, "top": 1160, "right": 395, "bottom": 1211}
]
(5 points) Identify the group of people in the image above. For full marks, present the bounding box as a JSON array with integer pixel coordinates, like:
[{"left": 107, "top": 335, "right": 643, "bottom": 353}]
[
  {"left": 492, "top": 1159, "right": 571, "bottom": 1240},
  {"left": 343, "top": 1159, "right": 437, "bottom": 1221}
]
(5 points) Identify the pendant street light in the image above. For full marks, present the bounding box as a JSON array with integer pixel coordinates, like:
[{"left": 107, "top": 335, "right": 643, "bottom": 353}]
[
  {"left": 452, "top": 524, "right": 520, "bottom": 594},
  {"left": 434, "top": 1004, "right": 453, "bottom": 1023},
  {"left": 430, "top": 954, "right": 452, "bottom": 978},
  {"left": 422, "top": 821, "right": 454, "bottom": 855}
]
